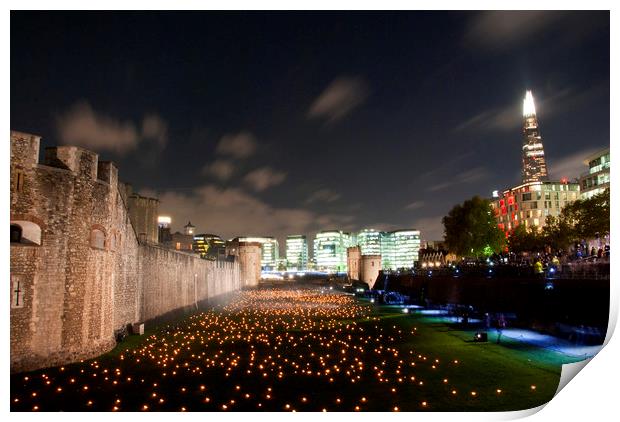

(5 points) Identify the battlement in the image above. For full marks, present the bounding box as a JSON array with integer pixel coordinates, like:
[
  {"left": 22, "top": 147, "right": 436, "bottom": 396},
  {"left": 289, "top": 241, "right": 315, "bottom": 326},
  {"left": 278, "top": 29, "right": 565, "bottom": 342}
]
[
  {"left": 97, "top": 161, "right": 118, "bottom": 185},
  {"left": 10, "top": 130, "right": 124, "bottom": 187},
  {"left": 10, "top": 130, "right": 41, "bottom": 168},
  {"left": 44, "top": 146, "right": 99, "bottom": 179}
]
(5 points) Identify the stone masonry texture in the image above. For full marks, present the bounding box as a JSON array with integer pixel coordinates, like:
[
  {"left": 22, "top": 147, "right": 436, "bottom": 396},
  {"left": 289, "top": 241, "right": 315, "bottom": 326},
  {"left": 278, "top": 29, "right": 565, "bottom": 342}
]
[{"left": 10, "top": 131, "right": 242, "bottom": 373}]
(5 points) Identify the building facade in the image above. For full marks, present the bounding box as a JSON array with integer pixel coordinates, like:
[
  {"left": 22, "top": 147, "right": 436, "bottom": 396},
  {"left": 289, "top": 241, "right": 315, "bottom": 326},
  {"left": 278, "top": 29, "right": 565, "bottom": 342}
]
[
  {"left": 357, "top": 229, "right": 382, "bottom": 255},
  {"left": 167, "top": 232, "right": 194, "bottom": 251},
  {"left": 344, "top": 228, "right": 422, "bottom": 271},
  {"left": 157, "top": 215, "right": 172, "bottom": 244},
  {"left": 521, "top": 90, "right": 549, "bottom": 183},
  {"left": 388, "top": 230, "right": 421, "bottom": 269},
  {"left": 193, "top": 234, "right": 226, "bottom": 260},
  {"left": 579, "top": 148, "right": 610, "bottom": 199},
  {"left": 380, "top": 231, "right": 395, "bottom": 269},
  {"left": 314, "top": 230, "right": 351, "bottom": 272},
  {"left": 286, "top": 235, "right": 308, "bottom": 270},
  {"left": 236, "top": 236, "right": 279, "bottom": 270},
  {"left": 491, "top": 180, "right": 580, "bottom": 232}
]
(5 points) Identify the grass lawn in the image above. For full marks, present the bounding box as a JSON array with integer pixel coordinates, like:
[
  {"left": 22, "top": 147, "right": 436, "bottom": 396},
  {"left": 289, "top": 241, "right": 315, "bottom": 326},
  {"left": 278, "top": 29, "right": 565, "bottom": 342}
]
[{"left": 10, "top": 288, "right": 581, "bottom": 412}]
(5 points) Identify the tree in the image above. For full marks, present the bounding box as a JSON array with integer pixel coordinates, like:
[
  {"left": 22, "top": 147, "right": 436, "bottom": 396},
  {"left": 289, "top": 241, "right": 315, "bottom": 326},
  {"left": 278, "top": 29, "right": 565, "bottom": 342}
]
[
  {"left": 542, "top": 188, "right": 610, "bottom": 251},
  {"left": 442, "top": 196, "right": 505, "bottom": 257},
  {"left": 507, "top": 223, "right": 545, "bottom": 254},
  {"left": 563, "top": 188, "right": 609, "bottom": 240}
]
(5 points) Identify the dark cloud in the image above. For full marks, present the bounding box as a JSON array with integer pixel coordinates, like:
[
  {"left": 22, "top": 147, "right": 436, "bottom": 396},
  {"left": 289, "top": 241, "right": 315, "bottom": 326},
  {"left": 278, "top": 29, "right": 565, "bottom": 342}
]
[
  {"left": 201, "top": 159, "right": 235, "bottom": 181},
  {"left": 308, "top": 76, "right": 369, "bottom": 122},
  {"left": 56, "top": 101, "right": 168, "bottom": 155},
  {"left": 465, "top": 11, "right": 607, "bottom": 51},
  {"left": 216, "top": 131, "right": 257, "bottom": 159},
  {"left": 305, "top": 188, "right": 342, "bottom": 204},
  {"left": 465, "top": 11, "right": 566, "bottom": 50},
  {"left": 404, "top": 200, "right": 425, "bottom": 211},
  {"left": 243, "top": 167, "right": 287, "bottom": 192}
]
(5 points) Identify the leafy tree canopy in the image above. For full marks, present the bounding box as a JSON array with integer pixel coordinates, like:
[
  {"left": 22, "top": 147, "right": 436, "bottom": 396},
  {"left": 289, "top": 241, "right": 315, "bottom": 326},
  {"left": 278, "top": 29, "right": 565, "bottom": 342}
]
[
  {"left": 442, "top": 196, "right": 505, "bottom": 257},
  {"left": 507, "top": 188, "right": 610, "bottom": 253}
]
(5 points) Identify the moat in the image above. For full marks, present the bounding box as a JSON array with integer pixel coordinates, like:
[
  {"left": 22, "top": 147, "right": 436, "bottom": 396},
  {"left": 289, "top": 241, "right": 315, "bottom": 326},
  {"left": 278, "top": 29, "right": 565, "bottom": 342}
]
[{"left": 11, "top": 285, "right": 586, "bottom": 412}]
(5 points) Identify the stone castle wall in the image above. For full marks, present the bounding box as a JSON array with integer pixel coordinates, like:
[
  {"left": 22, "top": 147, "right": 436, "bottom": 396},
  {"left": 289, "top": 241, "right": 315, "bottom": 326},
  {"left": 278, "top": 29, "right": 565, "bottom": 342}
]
[
  {"left": 10, "top": 131, "right": 241, "bottom": 373},
  {"left": 138, "top": 245, "right": 240, "bottom": 321}
]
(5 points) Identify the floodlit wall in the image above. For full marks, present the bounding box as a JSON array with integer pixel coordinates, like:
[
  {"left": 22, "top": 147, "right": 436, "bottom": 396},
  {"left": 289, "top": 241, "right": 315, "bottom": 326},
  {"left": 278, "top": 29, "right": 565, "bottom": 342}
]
[{"left": 10, "top": 131, "right": 241, "bottom": 373}]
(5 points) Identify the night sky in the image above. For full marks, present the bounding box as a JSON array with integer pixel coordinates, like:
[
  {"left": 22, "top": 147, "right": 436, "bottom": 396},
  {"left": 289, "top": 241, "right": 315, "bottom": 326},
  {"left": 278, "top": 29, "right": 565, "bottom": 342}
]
[{"left": 10, "top": 11, "right": 610, "bottom": 248}]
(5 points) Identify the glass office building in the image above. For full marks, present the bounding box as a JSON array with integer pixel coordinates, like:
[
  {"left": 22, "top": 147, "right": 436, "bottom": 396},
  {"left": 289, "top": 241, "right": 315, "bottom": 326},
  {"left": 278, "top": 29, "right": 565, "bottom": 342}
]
[
  {"left": 193, "top": 234, "right": 226, "bottom": 260},
  {"left": 313, "top": 230, "right": 351, "bottom": 272},
  {"left": 376, "top": 230, "right": 420, "bottom": 269},
  {"left": 391, "top": 230, "right": 421, "bottom": 269},
  {"left": 286, "top": 235, "right": 308, "bottom": 270},
  {"left": 357, "top": 229, "right": 382, "bottom": 256},
  {"left": 237, "top": 236, "right": 279, "bottom": 270},
  {"left": 380, "top": 232, "right": 395, "bottom": 270},
  {"left": 579, "top": 148, "right": 610, "bottom": 199}
]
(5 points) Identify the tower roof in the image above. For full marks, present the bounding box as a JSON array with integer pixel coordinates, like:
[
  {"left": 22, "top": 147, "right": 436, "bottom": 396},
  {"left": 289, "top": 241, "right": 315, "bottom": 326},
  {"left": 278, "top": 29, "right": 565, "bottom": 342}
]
[
  {"left": 523, "top": 90, "right": 536, "bottom": 117},
  {"left": 184, "top": 221, "right": 195, "bottom": 228}
]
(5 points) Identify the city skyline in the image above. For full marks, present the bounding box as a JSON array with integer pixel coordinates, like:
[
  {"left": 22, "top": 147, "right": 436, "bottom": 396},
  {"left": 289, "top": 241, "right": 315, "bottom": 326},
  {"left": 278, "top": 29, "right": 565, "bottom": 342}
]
[
  {"left": 9, "top": 9, "right": 612, "bottom": 413},
  {"left": 10, "top": 11, "right": 610, "bottom": 245}
]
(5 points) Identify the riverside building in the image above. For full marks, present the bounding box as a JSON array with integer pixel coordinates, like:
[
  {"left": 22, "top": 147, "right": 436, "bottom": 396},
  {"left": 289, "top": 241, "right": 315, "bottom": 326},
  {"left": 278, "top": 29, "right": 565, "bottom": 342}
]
[
  {"left": 357, "top": 229, "right": 382, "bottom": 255},
  {"left": 193, "top": 234, "right": 226, "bottom": 260},
  {"left": 313, "top": 230, "right": 352, "bottom": 272},
  {"left": 492, "top": 181, "right": 580, "bottom": 232},
  {"left": 286, "top": 235, "right": 308, "bottom": 270},
  {"left": 383, "top": 230, "right": 421, "bottom": 269},
  {"left": 355, "top": 229, "right": 421, "bottom": 270},
  {"left": 579, "top": 148, "right": 610, "bottom": 199}
]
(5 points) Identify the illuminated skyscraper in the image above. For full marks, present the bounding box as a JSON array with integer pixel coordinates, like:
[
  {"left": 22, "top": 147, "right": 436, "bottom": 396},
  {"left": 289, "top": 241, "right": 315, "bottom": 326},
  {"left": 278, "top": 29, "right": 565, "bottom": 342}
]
[
  {"left": 521, "top": 91, "right": 549, "bottom": 184},
  {"left": 357, "top": 229, "right": 382, "bottom": 255},
  {"left": 354, "top": 229, "right": 420, "bottom": 270},
  {"left": 391, "top": 230, "right": 421, "bottom": 268},
  {"left": 286, "top": 235, "right": 308, "bottom": 270},
  {"left": 313, "top": 230, "right": 351, "bottom": 272}
]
